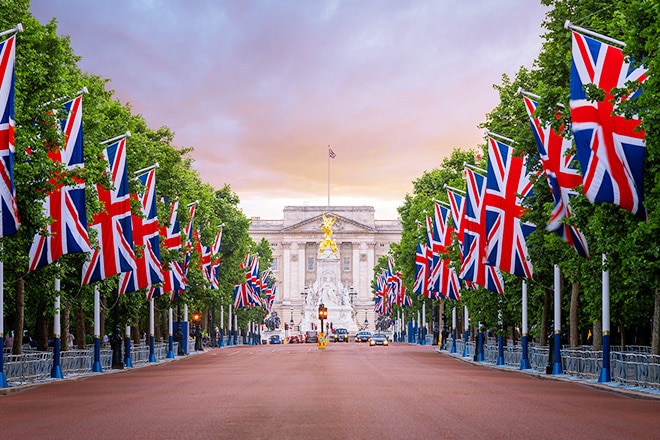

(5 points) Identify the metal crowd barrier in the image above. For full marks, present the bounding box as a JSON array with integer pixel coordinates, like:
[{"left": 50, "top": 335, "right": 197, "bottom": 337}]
[
  {"left": 445, "top": 337, "right": 660, "bottom": 389},
  {"left": 2, "top": 341, "right": 184, "bottom": 386}
]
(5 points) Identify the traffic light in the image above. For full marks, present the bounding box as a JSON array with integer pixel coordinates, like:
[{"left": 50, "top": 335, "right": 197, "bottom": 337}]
[{"left": 318, "top": 304, "right": 328, "bottom": 320}]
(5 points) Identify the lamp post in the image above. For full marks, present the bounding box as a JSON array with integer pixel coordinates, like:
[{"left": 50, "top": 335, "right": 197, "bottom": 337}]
[
  {"left": 318, "top": 303, "right": 328, "bottom": 349},
  {"left": 192, "top": 311, "right": 202, "bottom": 351},
  {"left": 364, "top": 311, "right": 368, "bottom": 329}
]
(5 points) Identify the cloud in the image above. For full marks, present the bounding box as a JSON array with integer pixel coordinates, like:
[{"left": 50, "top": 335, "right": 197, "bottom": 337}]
[{"left": 31, "top": 0, "right": 548, "bottom": 219}]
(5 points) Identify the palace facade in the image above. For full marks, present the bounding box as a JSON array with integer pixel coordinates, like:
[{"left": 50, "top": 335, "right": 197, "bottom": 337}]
[{"left": 248, "top": 205, "right": 402, "bottom": 333}]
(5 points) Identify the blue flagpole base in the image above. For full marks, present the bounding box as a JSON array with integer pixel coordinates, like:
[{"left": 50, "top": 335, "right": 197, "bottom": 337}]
[
  {"left": 167, "top": 335, "right": 175, "bottom": 359},
  {"left": 451, "top": 330, "right": 457, "bottom": 353},
  {"left": 92, "top": 338, "right": 103, "bottom": 372},
  {"left": 51, "top": 337, "right": 63, "bottom": 378},
  {"left": 520, "top": 335, "right": 531, "bottom": 370},
  {"left": 552, "top": 333, "right": 563, "bottom": 375},
  {"left": 149, "top": 336, "right": 156, "bottom": 363},
  {"left": 124, "top": 336, "right": 132, "bottom": 368},
  {"left": 0, "top": 372, "right": 7, "bottom": 388},
  {"left": 497, "top": 335, "right": 505, "bottom": 365},
  {"left": 219, "top": 333, "right": 224, "bottom": 347},
  {"left": 462, "top": 331, "right": 469, "bottom": 357},
  {"left": 450, "top": 344, "right": 456, "bottom": 354},
  {"left": 598, "top": 333, "right": 611, "bottom": 382},
  {"left": 50, "top": 365, "right": 63, "bottom": 379}
]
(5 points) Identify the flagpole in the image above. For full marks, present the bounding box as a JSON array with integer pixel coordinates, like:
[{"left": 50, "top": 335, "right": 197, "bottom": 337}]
[
  {"left": 463, "top": 305, "right": 469, "bottom": 358},
  {"left": 92, "top": 285, "right": 102, "bottom": 372},
  {"left": 552, "top": 264, "right": 563, "bottom": 374},
  {"left": 0, "top": 23, "right": 23, "bottom": 38},
  {"left": 599, "top": 254, "right": 611, "bottom": 382},
  {"left": 327, "top": 145, "right": 331, "bottom": 206},
  {"left": 0, "top": 258, "right": 6, "bottom": 388},
  {"left": 100, "top": 131, "right": 131, "bottom": 145},
  {"left": 564, "top": 20, "right": 625, "bottom": 47},
  {"left": 520, "top": 279, "right": 531, "bottom": 369},
  {"left": 167, "top": 307, "right": 175, "bottom": 358},
  {"left": 50, "top": 280, "right": 63, "bottom": 379}
]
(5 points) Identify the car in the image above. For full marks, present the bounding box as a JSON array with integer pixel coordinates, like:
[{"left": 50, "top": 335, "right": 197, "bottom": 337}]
[
  {"left": 305, "top": 331, "right": 318, "bottom": 343},
  {"left": 355, "top": 331, "right": 372, "bottom": 343},
  {"left": 287, "top": 334, "right": 304, "bottom": 344},
  {"left": 331, "top": 328, "right": 349, "bottom": 343},
  {"left": 269, "top": 335, "right": 282, "bottom": 344},
  {"left": 369, "top": 333, "right": 389, "bottom": 346}
]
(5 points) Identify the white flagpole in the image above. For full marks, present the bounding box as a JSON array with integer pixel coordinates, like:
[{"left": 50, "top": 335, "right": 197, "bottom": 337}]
[
  {"left": 552, "top": 264, "right": 563, "bottom": 374},
  {"left": 0, "top": 258, "right": 6, "bottom": 388},
  {"left": 327, "top": 145, "right": 331, "bottom": 206},
  {"left": 92, "top": 285, "right": 102, "bottom": 372},
  {"left": 0, "top": 24, "right": 23, "bottom": 38},
  {"left": 149, "top": 298, "right": 156, "bottom": 362},
  {"left": 520, "top": 279, "right": 531, "bottom": 369},
  {"left": 599, "top": 254, "right": 611, "bottom": 382},
  {"left": 564, "top": 20, "right": 625, "bottom": 47},
  {"left": 51, "top": 279, "right": 63, "bottom": 378}
]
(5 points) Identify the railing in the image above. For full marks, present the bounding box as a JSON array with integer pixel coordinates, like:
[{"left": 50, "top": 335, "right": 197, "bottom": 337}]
[
  {"left": 2, "top": 341, "right": 183, "bottom": 387},
  {"left": 444, "top": 337, "right": 660, "bottom": 390}
]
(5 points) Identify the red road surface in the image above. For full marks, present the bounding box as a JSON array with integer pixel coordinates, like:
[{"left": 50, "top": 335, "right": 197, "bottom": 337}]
[{"left": 2, "top": 343, "right": 659, "bottom": 439}]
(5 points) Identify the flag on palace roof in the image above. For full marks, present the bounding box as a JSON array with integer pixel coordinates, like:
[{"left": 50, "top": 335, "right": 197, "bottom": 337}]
[
  {"left": 523, "top": 95, "right": 589, "bottom": 258},
  {"left": 0, "top": 33, "right": 19, "bottom": 237},
  {"left": 120, "top": 168, "right": 164, "bottom": 297},
  {"left": 29, "top": 94, "right": 91, "bottom": 271},
  {"left": 569, "top": 30, "right": 648, "bottom": 219},
  {"left": 484, "top": 136, "right": 535, "bottom": 279}
]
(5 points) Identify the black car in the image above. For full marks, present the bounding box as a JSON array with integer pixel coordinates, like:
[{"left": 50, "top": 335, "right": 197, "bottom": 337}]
[
  {"left": 331, "top": 328, "right": 349, "bottom": 342},
  {"left": 355, "top": 331, "right": 372, "bottom": 342}
]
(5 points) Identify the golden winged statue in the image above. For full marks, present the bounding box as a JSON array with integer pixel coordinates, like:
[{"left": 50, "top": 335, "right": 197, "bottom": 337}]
[{"left": 319, "top": 212, "right": 338, "bottom": 254}]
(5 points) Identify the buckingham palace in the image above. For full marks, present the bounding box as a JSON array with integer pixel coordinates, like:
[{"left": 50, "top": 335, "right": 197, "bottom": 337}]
[{"left": 248, "top": 205, "right": 402, "bottom": 333}]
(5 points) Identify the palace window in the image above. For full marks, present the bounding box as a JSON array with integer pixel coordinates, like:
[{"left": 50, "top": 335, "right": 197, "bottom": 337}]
[
  {"left": 307, "top": 256, "right": 315, "bottom": 271},
  {"left": 343, "top": 256, "right": 351, "bottom": 272},
  {"left": 272, "top": 257, "right": 278, "bottom": 272}
]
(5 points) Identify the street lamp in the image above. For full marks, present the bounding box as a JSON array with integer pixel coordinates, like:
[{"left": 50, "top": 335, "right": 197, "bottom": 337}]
[
  {"left": 318, "top": 303, "right": 328, "bottom": 349},
  {"left": 364, "top": 311, "right": 369, "bottom": 329},
  {"left": 192, "top": 311, "right": 202, "bottom": 351}
]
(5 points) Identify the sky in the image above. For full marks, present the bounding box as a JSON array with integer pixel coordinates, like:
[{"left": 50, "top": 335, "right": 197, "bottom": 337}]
[{"left": 30, "top": 0, "right": 549, "bottom": 220}]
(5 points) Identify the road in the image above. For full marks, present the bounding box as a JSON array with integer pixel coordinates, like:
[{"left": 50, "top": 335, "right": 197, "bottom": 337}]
[{"left": 2, "top": 342, "right": 659, "bottom": 439}]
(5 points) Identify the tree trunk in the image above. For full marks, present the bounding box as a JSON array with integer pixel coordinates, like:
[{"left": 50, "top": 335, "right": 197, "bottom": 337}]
[
  {"left": 570, "top": 282, "right": 579, "bottom": 347},
  {"left": 593, "top": 320, "right": 602, "bottom": 351},
  {"left": 132, "top": 324, "right": 140, "bottom": 345},
  {"left": 653, "top": 277, "right": 660, "bottom": 355},
  {"left": 541, "top": 287, "right": 551, "bottom": 346},
  {"left": 76, "top": 303, "right": 86, "bottom": 349},
  {"left": 62, "top": 302, "right": 71, "bottom": 351},
  {"left": 35, "top": 298, "right": 49, "bottom": 351},
  {"left": 13, "top": 278, "right": 24, "bottom": 354},
  {"left": 620, "top": 324, "right": 626, "bottom": 350}
]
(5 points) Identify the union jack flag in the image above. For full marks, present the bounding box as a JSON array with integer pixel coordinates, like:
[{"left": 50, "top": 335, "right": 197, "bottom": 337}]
[
  {"left": 484, "top": 137, "right": 535, "bottom": 279},
  {"left": 82, "top": 138, "right": 136, "bottom": 285},
  {"left": 0, "top": 34, "right": 19, "bottom": 237},
  {"left": 180, "top": 202, "right": 197, "bottom": 286},
  {"left": 413, "top": 243, "right": 429, "bottom": 296},
  {"left": 447, "top": 189, "right": 465, "bottom": 250},
  {"left": 29, "top": 95, "right": 91, "bottom": 270},
  {"left": 233, "top": 282, "right": 251, "bottom": 309},
  {"left": 374, "top": 294, "right": 386, "bottom": 314},
  {"left": 434, "top": 203, "right": 461, "bottom": 300},
  {"left": 151, "top": 197, "right": 185, "bottom": 300},
  {"left": 119, "top": 168, "right": 163, "bottom": 296},
  {"left": 569, "top": 31, "right": 648, "bottom": 218},
  {"left": 459, "top": 168, "right": 504, "bottom": 293},
  {"left": 523, "top": 96, "right": 589, "bottom": 258}
]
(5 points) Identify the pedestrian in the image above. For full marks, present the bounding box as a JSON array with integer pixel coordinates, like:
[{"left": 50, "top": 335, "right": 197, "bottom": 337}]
[
  {"left": 4, "top": 331, "right": 14, "bottom": 351},
  {"left": 67, "top": 332, "right": 75, "bottom": 349},
  {"left": 103, "top": 334, "right": 109, "bottom": 347},
  {"left": 441, "top": 325, "right": 449, "bottom": 350}
]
